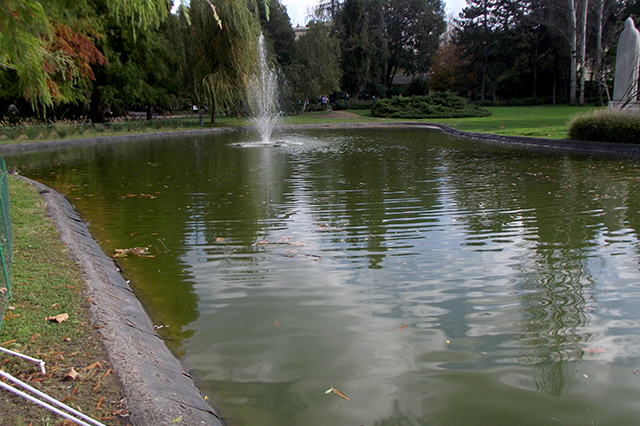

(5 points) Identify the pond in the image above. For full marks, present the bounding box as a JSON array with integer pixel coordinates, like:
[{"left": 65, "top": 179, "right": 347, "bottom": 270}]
[{"left": 6, "top": 127, "right": 640, "bottom": 426}]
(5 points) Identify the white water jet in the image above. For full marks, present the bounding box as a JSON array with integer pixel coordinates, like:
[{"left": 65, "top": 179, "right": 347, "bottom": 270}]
[{"left": 249, "top": 34, "right": 279, "bottom": 143}]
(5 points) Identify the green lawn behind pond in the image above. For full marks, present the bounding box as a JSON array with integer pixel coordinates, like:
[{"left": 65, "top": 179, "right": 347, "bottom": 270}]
[
  {"left": 0, "top": 105, "right": 604, "bottom": 143},
  {"left": 339, "top": 105, "right": 603, "bottom": 139}
]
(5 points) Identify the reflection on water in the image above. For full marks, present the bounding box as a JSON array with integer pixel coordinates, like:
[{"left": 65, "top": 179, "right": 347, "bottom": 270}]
[{"left": 6, "top": 127, "right": 640, "bottom": 426}]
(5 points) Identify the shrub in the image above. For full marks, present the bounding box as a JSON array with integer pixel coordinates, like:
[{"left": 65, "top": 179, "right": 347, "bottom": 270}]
[
  {"left": 305, "top": 103, "right": 326, "bottom": 112},
  {"left": 568, "top": 109, "right": 640, "bottom": 144},
  {"left": 371, "top": 92, "right": 491, "bottom": 119}
]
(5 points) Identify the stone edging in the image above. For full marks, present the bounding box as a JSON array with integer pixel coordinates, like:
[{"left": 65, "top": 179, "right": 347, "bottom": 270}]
[{"left": 14, "top": 175, "right": 223, "bottom": 426}]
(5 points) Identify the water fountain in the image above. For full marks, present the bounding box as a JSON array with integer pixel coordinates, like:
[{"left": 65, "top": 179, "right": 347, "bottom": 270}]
[{"left": 249, "top": 34, "right": 279, "bottom": 143}]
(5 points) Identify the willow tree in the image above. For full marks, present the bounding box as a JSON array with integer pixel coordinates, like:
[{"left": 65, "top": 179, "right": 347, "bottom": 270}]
[
  {"left": 0, "top": 0, "right": 169, "bottom": 112},
  {"left": 188, "top": 0, "right": 261, "bottom": 123},
  {"left": 286, "top": 21, "right": 342, "bottom": 109}
]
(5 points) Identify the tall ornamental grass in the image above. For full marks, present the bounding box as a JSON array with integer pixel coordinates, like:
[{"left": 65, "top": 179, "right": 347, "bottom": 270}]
[{"left": 568, "top": 109, "right": 640, "bottom": 144}]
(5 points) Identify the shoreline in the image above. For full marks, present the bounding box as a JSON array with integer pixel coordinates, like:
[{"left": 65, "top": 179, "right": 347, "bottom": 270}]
[
  {"left": 1, "top": 122, "right": 639, "bottom": 158},
  {"left": 13, "top": 175, "right": 224, "bottom": 426},
  {"left": 4, "top": 123, "right": 639, "bottom": 425}
]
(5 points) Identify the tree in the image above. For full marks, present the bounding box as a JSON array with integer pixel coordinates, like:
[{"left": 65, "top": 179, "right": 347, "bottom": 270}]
[
  {"left": 90, "top": 11, "right": 188, "bottom": 122},
  {"left": 381, "top": 0, "right": 447, "bottom": 88},
  {"left": 0, "top": 0, "right": 169, "bottom": 113},
  {"left": 338, "top": 0, "right": 371, "bottom": 97},
  {"left": 258, "top": 1, "right": 296, "bottom": 67},
  {"left": 188, "top": 0, "right": 260, "bottom": 123},
  {"left": 454, "top": 0, "right": 527, "bottom": 101},
  {"left": 287, "top": 21, "right": 342, "bottom": 108}
]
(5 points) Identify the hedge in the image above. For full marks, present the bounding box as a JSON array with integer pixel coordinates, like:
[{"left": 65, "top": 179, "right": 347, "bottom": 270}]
[
  {"left": 371, "top": 92, "right": 491, "bottom": 119},
  {"left": 568, "top": 109, "right": 640, "bottom": 144}
]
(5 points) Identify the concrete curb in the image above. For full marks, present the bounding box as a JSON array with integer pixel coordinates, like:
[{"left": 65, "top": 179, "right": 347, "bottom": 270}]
[{"left": 14, "top": 175, "right": 224, "bottom": 426}]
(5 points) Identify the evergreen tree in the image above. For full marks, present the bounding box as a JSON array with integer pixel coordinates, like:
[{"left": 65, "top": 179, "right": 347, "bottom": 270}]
[{"left": 338, "top": 0, "right": 371, "bottom": 98}]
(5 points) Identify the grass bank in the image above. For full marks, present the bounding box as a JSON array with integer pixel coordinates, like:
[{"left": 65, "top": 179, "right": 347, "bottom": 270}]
[
  {"left": 0, "top": 176, "right": 129, "bottom": 426},
  {"left": 0, "top": 105, "right": 604, "bottom": 144},
  {"left": 340, "top": 105, "right": 602, "bottom": 139}
]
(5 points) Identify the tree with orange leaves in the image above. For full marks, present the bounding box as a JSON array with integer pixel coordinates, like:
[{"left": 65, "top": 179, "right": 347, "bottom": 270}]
[{"left": 0, "top": 0, "right": 169, "bottom": 113}]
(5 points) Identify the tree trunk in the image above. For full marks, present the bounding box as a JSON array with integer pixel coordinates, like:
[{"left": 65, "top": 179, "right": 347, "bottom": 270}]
[
  {"left": 481, "top": 49, "right": 488, "bottom": 102},
  {"left": 594, "top": 0, "right": 605, "bottom": 105},
  {"left": 568, "top": 0, "right": 578, "bottom": 105},
  {"left": 533, "top": 41, "right": 538, "bottom": 100},
  {"left": 578, "top": 0, "right": 588, "bottom": 105},
  {"left": 211, "top": 100, "right": 216, "bottom": 124},
  {"left": 146, "top": 105, "right": 153, "bottom": 120}
]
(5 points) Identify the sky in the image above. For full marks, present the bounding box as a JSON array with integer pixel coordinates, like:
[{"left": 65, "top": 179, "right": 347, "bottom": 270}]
[{"left": 280, "top": 0, "right": 466, "bottom": 27}]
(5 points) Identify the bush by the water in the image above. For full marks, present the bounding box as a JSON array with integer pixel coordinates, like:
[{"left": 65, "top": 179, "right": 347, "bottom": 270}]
[
  {"left": 568, "top": 109, "right": 640, "bottom": 144},
  {"left": 371, "top": 93, "right": 491, "bottom": 119}
]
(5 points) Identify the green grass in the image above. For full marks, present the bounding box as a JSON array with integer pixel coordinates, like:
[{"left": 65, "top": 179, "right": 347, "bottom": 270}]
[
  {"left": 427, "top": 105, "right": 603, "bottom": 139},
  {"left": 0, "top": 177, "right": 128, "bottom": 425},
  {"left": 0, "top": 105, "right": 607, "bottom": 143},
  {"left": 343, "top": 105, "right": 603, "bottom": 139}
]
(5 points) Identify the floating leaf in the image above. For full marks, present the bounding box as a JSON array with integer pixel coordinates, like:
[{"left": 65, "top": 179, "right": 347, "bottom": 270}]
[
  {"left": 582, "top": 346, "right": 606, "bottom": 354},
  {"left": 393, "top": 323, "right": 407, "bottom": 331},
  {"left": 113, "top": 247, "right": 153, "bottom": 258},
  {"left": 275, "top": 321, "right": 280, "bottom": 328},
  {"left": 326, "top": 385, "right": 351, "bottom": 401}
]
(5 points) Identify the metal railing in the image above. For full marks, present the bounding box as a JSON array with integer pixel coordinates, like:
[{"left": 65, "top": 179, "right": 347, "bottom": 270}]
[{"left": 0, "top": 156, "right": 11, "bottom": 330}]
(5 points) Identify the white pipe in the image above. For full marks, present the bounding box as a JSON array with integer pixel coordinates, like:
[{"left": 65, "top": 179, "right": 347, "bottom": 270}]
[
  {"left": 0, "top": 346, "right": 46, "bottom": 373},
  {"left": 0, "top": 370, "right": 107, "bottom": 426}
]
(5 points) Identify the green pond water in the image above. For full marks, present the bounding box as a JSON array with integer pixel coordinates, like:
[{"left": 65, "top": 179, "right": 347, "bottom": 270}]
[{"left": 6, "top": 127, "right": 640, "bottom": 426}]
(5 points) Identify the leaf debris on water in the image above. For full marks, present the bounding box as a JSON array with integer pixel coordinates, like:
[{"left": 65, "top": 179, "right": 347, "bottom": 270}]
[
  {"left": 582, "top": 346, "right": 606, "bottom": 354},
  {"left": 325, "top": 385, "right": 351, "bottom": 401}
]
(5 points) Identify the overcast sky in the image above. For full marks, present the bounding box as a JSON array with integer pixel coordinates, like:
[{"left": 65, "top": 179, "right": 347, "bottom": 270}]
[{"left": 280, "top": 0, "right": 466, "bottom": 27}]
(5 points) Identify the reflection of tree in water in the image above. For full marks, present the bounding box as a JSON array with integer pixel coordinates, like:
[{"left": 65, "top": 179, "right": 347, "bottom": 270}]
[
  {"left": 515, "top": 261, "right": 590, "bottom": 395},
  {"left": 514, "top": 159, "right": 634, "bottom": 395},
  {"left": 440, "top": 151, "right": 639, "bottom": 395}
]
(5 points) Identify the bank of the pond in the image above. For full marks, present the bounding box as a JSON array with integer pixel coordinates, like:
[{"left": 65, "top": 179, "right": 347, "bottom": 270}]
[
  {"left": 1, "top": 121, "right": 639, "bottom": 158},
  {"left": 1, "top": 122, "right": 638, "bottom": 425},
  {"left": 6, "top": 175, "right": 223, "bottom": 426}
]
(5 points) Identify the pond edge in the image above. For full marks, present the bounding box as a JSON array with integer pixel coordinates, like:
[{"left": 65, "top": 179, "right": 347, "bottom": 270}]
[
  {"left": 3, "top": 122, "right": 638, "bottom": 425},
  {"left": 13, "top": 174, "right": 224, "bottom": 426}
]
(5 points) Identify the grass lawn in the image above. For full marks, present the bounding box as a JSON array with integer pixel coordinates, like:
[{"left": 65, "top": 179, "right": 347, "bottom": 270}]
[
  {"left": 0, "top": 177, "right": 128, "bottom": 425},
  {"left": 341, "top": 105, "right": 604, "bottom": 139},
  {"left": 0, "top": 105, "right": 605, "bottom": 143}
]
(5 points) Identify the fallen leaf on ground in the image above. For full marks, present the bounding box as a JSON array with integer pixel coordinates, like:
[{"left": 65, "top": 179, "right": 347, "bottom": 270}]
[
  {"left": 45, "top": 313, "right": 69, "bottom": 323},
  {"left": 82, "top": 361, "right": 103, "bottom": 371},
  {"left": 65, "top": 367, "right": 79, "bottom": 381}
]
